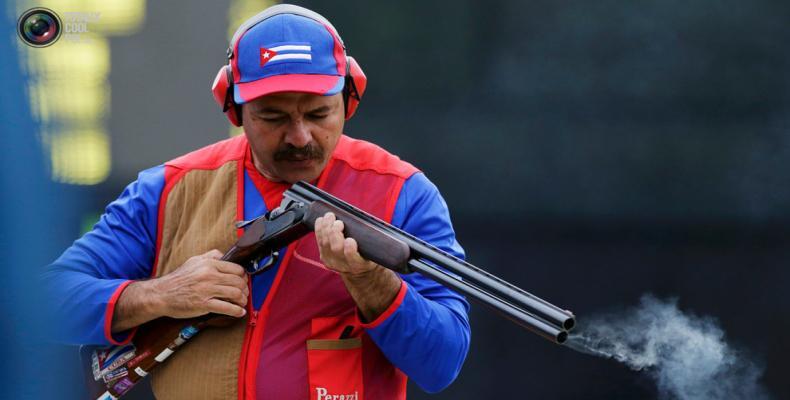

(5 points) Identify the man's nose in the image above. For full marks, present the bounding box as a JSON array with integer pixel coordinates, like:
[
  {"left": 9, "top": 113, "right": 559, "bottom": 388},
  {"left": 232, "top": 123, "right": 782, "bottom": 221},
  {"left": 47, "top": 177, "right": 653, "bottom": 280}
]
[{"left": 283, "top": 119, "right": 312, "bottom": 148}]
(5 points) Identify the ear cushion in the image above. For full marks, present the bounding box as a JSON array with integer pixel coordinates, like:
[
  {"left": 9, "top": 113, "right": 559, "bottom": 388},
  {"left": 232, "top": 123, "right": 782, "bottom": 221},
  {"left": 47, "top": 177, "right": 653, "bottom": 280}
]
[
  {"left": 211, "top": 65, "right": 242, "bottom": 126},
  {"left": 344, "top": 56, "right": 367, "bottom": 119}
]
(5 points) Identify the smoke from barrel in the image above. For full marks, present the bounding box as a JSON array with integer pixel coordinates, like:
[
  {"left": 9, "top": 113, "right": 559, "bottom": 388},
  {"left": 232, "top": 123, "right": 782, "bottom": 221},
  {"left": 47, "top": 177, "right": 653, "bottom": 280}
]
[{"left": 567, "top": 295, "right": 771, "bottom": 400}]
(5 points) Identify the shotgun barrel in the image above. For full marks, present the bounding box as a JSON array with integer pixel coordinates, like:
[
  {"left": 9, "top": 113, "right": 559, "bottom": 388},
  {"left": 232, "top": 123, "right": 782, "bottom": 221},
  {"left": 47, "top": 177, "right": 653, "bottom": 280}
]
[{"left": 285, "top": 181, "right": 575, "bottom": 342}]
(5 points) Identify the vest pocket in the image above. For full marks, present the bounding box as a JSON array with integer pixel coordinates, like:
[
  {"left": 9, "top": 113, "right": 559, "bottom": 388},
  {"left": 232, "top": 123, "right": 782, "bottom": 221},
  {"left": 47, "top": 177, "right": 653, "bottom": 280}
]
[{"left": 306, "top": 337, "right": 364, "bottom": 400}]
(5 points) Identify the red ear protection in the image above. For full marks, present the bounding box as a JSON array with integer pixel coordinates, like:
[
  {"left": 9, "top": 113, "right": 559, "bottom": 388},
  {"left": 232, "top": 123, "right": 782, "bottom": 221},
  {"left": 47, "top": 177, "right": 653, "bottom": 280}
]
[
  {"left": 343, "top": 56, "right": 367, "bottom": 119},
  {"left": 211, "top": 65, "right": 242, "bottom": 127}
]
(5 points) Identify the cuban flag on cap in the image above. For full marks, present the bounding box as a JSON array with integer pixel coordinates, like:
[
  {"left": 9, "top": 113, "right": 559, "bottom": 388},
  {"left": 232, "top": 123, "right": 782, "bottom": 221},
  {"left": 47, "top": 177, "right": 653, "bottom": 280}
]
[
  {"left": 260, "top": 43, "right": 312, "bottom": 66},
  {"left": 231, "top": 11, "right": 347, "bottom": 104}
]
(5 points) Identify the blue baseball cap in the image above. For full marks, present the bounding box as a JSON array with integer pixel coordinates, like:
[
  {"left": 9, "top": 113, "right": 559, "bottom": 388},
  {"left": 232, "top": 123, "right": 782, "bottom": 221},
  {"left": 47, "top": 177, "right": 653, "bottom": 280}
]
[{"left": 229, "top": 4, "right": 348, "bottom": 104}]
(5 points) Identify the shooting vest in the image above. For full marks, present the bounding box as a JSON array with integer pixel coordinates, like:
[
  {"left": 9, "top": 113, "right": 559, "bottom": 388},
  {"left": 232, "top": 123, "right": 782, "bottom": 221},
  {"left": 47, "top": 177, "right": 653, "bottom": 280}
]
[{"left": 148, "top": 134, "right": 418, "bottom": 400}]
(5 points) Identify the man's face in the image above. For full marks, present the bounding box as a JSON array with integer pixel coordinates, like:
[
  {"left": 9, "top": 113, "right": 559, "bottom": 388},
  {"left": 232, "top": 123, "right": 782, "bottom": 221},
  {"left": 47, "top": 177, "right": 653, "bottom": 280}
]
[{"left": 242, "top": 92, "right": 345, "bottom": 184}]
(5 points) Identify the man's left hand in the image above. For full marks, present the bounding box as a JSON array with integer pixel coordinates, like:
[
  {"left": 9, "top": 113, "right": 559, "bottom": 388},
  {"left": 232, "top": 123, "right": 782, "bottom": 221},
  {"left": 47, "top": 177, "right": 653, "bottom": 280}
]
[
  {"left": 314, "top": 212, "right": 402, "bottom": 322},
  {"left": 314, "top": 212, "right": 378, "bottom": 276}
]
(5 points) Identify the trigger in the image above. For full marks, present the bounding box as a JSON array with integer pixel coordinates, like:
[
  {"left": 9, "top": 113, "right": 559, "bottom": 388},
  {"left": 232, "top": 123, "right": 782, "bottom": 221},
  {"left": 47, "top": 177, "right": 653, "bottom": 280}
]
[{"left": 248, "top": 250, "right": 280, "bottom": 275}]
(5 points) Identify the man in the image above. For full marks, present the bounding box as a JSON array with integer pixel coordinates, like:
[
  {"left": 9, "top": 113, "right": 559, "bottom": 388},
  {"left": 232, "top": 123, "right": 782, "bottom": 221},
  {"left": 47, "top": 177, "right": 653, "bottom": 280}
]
[{"left": 44, "top": 4, "right": 470, "bottom": 399}]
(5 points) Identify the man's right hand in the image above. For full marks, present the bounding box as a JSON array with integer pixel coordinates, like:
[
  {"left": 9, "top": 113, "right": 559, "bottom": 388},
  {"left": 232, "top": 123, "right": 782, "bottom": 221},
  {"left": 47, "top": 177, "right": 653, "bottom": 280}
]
[{"left": 111, "top": 249, "right": 248, "bottom": 334}]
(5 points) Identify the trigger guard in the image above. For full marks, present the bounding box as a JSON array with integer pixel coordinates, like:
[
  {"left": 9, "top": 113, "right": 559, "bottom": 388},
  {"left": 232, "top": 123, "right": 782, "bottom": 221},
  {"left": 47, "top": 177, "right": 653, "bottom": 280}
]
[{"left": 248, "top": 250, "right": 280, "bottom": 275}]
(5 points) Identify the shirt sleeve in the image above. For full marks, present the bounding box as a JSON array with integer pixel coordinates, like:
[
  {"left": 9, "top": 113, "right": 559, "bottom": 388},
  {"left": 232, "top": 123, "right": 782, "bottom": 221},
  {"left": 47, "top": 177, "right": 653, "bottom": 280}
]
[
  {"left": 360, "top": 172, "right": 471, "bottom": 393},
  {"left": 41, "top": 165, "right": 165, "bottom": 345}
]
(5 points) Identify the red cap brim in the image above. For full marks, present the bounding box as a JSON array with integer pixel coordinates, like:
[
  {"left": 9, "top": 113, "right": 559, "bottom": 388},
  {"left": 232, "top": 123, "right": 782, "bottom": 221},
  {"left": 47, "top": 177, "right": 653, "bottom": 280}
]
[{"left": 235, "top": 74, "right": 344, "bottom": 104}]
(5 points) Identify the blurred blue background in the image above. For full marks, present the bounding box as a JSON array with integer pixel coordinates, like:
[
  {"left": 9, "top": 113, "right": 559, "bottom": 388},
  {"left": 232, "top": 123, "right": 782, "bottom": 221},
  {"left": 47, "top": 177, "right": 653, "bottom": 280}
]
[
  {"left": 1, "top": 4, "right": 83, "bottom": 398},
  {"left": 3, "top": 0, "right": 789, "bottom": 398}
]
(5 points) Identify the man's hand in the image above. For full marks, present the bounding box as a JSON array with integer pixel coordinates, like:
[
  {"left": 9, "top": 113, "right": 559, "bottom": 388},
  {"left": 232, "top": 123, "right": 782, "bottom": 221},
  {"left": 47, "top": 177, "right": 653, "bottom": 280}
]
[
  {"left": 314, "top": 211, "right": 379, "bottom": 276},
  {"left": 314, "top": 212, "right": 402, "bottom": 322},
  {"left": 111, "top": 249, "right": 248, "bottom": 333},
  {"left": 151, "top": 249, "right": 249, "bottom": 319}
]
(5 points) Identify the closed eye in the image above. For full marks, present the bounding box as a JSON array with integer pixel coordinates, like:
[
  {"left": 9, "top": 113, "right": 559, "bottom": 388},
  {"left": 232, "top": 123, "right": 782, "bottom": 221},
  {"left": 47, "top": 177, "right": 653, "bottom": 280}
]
[
  {"left": 253, "top": 112, "right": 287, "bottom": 123},
  {"left": 306, "top": 105, "right": 332, "bottom": 120}
]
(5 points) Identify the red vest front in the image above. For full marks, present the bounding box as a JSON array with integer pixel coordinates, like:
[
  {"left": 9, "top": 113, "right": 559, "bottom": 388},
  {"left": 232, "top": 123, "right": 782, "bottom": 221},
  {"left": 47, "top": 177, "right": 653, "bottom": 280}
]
[{"left": 155, "top": 134, "right": 418, "bottom": 400}]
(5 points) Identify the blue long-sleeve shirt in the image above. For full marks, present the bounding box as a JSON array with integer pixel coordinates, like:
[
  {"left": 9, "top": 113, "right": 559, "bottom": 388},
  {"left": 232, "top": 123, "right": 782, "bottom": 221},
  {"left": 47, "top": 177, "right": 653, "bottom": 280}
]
[{"left": 44, "top": 165, "right": 470, "bottom": 393}]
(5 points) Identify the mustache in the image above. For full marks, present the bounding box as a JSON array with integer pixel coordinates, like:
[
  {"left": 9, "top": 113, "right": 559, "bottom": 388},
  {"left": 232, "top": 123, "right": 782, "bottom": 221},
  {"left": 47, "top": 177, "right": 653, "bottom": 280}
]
[{"left": 273, "top": 143, "right": 324, "bottom": 162}]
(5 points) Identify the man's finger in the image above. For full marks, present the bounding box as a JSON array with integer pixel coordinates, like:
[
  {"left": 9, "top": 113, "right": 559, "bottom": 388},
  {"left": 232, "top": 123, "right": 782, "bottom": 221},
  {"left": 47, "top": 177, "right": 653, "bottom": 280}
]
[
  {"left": 315, "top": 219, "right": 328, "bottom": 248},
  {"left": 321, "top": 212, "right": 336, "bottom": 234},
  {"left": 327, "top": 220, "right": 346, "bottom": 253},
  {"left": 211, "top": 260, "right": 247, "bottom": 277},
  {"left": 332, "top": 219, "right": 344, "bottom": 233},
  {"left": 314, "top": 221, "right": 326, "bottom": 255},
  {"left": 215, "top": 274, "right": 249, "bottom": 293},
  {"left": 211, "top": 286, "right": 247, "bottom": 307},
  {"left": 205, "top": 298, "right": 246, "bottom": 318}
]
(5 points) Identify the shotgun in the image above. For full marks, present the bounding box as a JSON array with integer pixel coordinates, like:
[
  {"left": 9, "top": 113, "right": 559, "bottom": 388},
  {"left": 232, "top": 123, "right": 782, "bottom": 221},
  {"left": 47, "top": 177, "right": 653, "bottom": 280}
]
[{"left": 85, "top": 181, "right": 575, "bottom": 399}]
